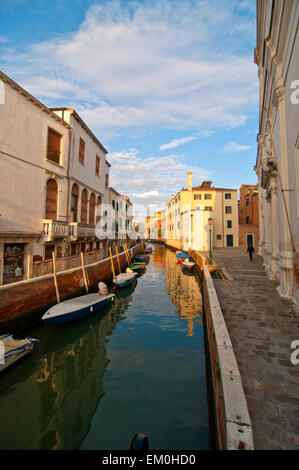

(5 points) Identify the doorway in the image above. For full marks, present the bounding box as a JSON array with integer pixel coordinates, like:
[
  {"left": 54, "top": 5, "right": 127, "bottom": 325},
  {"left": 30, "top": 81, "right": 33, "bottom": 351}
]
[
  {"left": 226, "top": 234, "right": 233, "bottom": 247},
  {"left": 246, "top": 234, "right": 254, "bottom": 246}
]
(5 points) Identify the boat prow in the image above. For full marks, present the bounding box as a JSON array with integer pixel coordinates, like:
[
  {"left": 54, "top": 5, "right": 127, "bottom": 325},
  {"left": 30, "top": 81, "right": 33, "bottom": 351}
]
[{"left": 0, "top": 335, "right": 39, "bottom": 373}]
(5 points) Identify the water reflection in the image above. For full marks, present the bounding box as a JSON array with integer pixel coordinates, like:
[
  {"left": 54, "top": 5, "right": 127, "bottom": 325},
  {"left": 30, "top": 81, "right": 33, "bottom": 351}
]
[
  {"left": 164, "top": 248, "right": 203, "bottom": 337},
  {"left": 0, "top": 245, "right": 208, "bottom": 450},
  {"left": 0, "top": 283, "right": 137, "bottom": 450}
]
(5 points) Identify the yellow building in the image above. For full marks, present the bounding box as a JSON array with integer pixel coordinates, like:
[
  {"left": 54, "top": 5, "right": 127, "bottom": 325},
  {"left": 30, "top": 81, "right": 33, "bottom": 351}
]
[{"left": 165, "top": 172, "right": 239, "bottom": 252}]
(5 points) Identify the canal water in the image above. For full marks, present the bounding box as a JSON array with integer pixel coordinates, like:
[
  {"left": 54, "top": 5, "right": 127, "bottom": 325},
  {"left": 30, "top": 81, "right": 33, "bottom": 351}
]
[{"left": 0, "top": 245, "right": 209, "bottom": 450}]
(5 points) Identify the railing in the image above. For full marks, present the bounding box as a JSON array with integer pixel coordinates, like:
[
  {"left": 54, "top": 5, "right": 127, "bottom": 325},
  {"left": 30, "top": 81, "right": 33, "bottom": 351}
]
[
  {"left": 42, "top": 220, "right": 70, "bottom": 242},
  {"left": 70, "top": 222, "right": 96, "bottom": 240}
]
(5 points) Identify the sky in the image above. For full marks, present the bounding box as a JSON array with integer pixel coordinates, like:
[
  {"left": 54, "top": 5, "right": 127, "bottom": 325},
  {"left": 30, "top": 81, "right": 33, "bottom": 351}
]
[{"left": 0, "top": 0, "right": 259, "bottom": 217}]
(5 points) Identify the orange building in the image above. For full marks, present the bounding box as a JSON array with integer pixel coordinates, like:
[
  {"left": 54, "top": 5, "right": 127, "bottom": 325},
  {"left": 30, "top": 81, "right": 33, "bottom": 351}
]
[{"left": 238, "top": 184, "right": 259, "bottom": 247}]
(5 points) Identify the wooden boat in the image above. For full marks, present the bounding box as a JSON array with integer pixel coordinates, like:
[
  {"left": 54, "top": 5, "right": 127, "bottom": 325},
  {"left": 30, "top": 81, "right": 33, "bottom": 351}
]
[
  {"left": 42, "top": 292, "right": 115, "bottom": 324},
  {"left": 110, "top": 246, "right": 139, "bottom": 288},
  {"left": 0, "top": 334, "right": 39, "bottom": 373},
  {"left": 182, "top": 259, "right": 195, "bottom": 269},
  {"left": 113, "top": 272, "right": 138, "bottom": 287},
  {"left": 134, "top": 255, "right": 149, "bottom": 263},
  {"left": 126, "top": 263, "right": 146, "bottom": 273}
]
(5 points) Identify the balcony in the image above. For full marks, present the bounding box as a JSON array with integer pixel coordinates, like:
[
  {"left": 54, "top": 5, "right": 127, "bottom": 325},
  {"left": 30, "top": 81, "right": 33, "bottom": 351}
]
[
  {"left": 42, "top": 220, "right": 70, "bottom": 242},
  {"left": 70, "top": 222, "right": 96, "bottom": 240}
]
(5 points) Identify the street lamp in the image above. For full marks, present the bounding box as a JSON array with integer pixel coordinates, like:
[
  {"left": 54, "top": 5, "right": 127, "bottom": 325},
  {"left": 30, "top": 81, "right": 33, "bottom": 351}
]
[{"left": 208, "top": 216, "right": 213, "bottom": 265}]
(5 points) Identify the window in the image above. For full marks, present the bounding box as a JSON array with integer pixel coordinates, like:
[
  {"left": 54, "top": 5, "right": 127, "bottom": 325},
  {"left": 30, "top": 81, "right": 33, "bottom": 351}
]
[
  {"left": 225, "top": 206, "right": 232, "bottom": 214},
  {"left": 45, "top": 179, "right": 58, "bottom": 219},
  {"left": 246, "top": 216, "right": 250, "bottom": 224},
  {"left": 70, "top": 184, "right": 79, "bottom": 222},
  {"left": 47, "top": 128, "right": 62, "bottom": 164},
  {"left": 96, "top": 196, "right": 102, "bottom": 223},
  {"left": 95, "top": 155, "right": 100, "bottom": 176},
  {"left": 205, "top": 206, "right": 212, "bottom": 211},
  {"left": 246, "top": 199, "right": 250, "bottom": 207},
  {"left": 81, "top": 189, "right": 88, "bottom": 224},
  {"left": 105, "top": 174, "right": 109, "bottom": 189},
  {"left": 89, "top": 193, "right": 95, "bottom": 225},
  {"left": 79, "top": 138, "right": 85, "bottom": 164},
  {"left": 194, "top": 194, "right": 201, "bottom": 200},
  {"left": 225, "top": 193, "right": 231, "bottom": 199},
  {"left": 45, "top": 244, "right": 55, "bottom": 260},
  {"left": 204, "top": 194, "right": 212, "bottom": 200},
  {"left": 112, "top": 200, "right": 115, "bottom": 209},
  {"left": 217, "top": 234, "right": 222, "bottom": 240},
  {"left": 227, "top": 220, "right": 232, "bottom": 228}
]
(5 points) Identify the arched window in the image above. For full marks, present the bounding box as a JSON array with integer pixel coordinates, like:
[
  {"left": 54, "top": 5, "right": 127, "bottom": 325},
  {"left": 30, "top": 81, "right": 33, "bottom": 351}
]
[
  {"left": 70, "top": 184, "right": 79, "bottom": 222},
  {"left": 45, "top": 178, "right": 58, "bottom": 219},
  {"left": 81, "top": 189, "right": 88, "bottom": 224},
  {"left": 89, "top": 193, "right": 95, "bottom": 225},
  {"left": 96, "top": 195, "right": 102, "bottom": 223}
]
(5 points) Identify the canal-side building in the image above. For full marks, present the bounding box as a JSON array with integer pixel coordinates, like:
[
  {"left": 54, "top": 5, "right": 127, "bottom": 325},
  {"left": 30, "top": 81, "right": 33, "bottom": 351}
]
[
  {"left": 238, "top": 184, "right": 259, "bottom": 247},
  {"left": 165, "top": 172, "right": 239, "bottom": 252},
  {"left": 0, "top": 71, "right": 110, "bottom": 285},
  {"left": 145, "top": 212, "right": 164, "bottom": 241},
  {"left": 108, "top": 188, "right": 135, "bottom": 254},
  {"left": 254, "top": 0, "right": 299, "bottom": 301}
]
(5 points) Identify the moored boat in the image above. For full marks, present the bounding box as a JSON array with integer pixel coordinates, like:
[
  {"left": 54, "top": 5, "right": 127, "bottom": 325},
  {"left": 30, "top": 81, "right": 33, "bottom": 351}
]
[
  {"left": 113, "top": 272, "right": 138, "bottom": 287},
  {"left": 0, "top": 334, "right": 39, "bottom": 373},
  {"left": 42, "top": 291, "right": 115, "bottom": 324},
  {"left": 126, "top": 263, "right": 146, "bottom": 273},
  {"left": 134, "top": 254, "right": 150, "bottom": 263},
  {"left": 182, "top": 259, "right": 195, "bottom": 270},
  {"left": 176, "top": 251, "right": 189, "bottom": 259}
]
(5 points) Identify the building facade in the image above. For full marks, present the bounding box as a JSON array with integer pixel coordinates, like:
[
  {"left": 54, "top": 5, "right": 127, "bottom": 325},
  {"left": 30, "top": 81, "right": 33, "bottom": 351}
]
[
  {"left": 108, "top": 188, "right": 134, "bottom": 254},
  {"left": 165, "top": 172, "right": 239, "bottom": 252},
  {"left": 145, "top": 211, "right": 164, "bottom": 241},
  {"left": 0, "top": 71, "right": 110, "bottom": 284},
  {"left": 254, "top": 0, "right": 299, "bottom": 301},
  {"left": 238, "top": 184, "right": 259, "bottom": 247}
]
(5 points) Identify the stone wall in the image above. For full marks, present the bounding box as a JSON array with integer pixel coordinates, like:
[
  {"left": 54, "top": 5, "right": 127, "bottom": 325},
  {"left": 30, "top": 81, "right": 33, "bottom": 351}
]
[{"left": 202, "top": 265, "right": 254, "bottom": 450}]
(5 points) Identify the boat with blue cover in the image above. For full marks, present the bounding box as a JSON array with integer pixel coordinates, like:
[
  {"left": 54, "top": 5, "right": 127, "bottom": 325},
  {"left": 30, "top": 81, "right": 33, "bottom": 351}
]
[{"left": 176, "top": 251, "right": 189, "bottom": 259}]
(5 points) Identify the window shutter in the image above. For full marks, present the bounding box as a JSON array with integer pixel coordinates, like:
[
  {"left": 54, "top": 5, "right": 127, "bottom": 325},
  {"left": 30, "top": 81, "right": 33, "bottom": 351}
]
[
  {"left": 47, "top": 128, "right": 61, "bottom": 164},
  {"left": 79, "top": 138, "right": 85, "bottom": 164}
]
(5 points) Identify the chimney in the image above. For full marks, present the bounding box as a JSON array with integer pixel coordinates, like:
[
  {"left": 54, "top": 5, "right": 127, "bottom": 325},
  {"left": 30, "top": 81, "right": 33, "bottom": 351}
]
[{"left": 187, "top": 171, "right": 192, "bottom": 192}]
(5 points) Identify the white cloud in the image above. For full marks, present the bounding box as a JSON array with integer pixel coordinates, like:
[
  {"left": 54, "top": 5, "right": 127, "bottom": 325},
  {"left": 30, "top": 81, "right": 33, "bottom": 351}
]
[
  {"left": 159, "top": 130, "right": 214, "bottom": 151},
  {"left": 108, "top": 148, "right": 210, "bottom": 214},
  {"left": 1, "top": 0, "right": 258, "bottom": 139},
  {"left": 159, "top": 135, "right": 197, "bottom": 151},
  {"left": 132, "top": 190, "right": 160, "bottom": 198},
  {"left": 223, "top": 141, "right": 251, "bottom": 153}
]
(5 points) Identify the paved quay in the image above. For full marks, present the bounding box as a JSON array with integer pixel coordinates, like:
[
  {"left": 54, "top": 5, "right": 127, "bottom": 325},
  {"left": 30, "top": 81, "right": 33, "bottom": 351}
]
[{"left": 212, "top": 247, "right": 299, "bottom": 450}]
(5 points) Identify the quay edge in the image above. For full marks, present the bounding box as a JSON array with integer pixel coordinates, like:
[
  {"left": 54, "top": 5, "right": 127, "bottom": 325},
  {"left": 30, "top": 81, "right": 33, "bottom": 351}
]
[
  {"left": 189, "top": 251, "right": 254, "bottom": 450},
  {"left": 0, "top": 244, "right": 144, "bottom": 334}
]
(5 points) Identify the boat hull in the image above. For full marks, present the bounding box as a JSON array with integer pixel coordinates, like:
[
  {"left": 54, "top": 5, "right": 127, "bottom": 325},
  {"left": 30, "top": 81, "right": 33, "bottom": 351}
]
[
  {"left": 113, "top": 273, "right": 137, "bottom": 288},
  {"left": 42, "top": 294, "right": 115, "bottom": 324},
  {"left": 182, "top": 262, "right": 195, "bottom": 269}
]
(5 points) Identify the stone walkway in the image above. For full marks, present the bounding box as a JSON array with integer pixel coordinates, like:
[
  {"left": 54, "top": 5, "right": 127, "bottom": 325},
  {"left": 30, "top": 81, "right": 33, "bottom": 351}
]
[{"left": 212, "top": 247, "right": 299, "bottom": 450}]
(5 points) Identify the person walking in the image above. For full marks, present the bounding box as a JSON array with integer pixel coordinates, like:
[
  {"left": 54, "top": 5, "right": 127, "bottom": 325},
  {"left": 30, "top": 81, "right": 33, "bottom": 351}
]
[{"left": 247, "top": 243, "right": 255, "bottom": 262}]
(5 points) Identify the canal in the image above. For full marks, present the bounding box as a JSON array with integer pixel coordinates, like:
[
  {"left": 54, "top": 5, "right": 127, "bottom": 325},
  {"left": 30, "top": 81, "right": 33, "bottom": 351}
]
[{"left": 0, "top": 245, "right": 210, "bottom": 450}]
